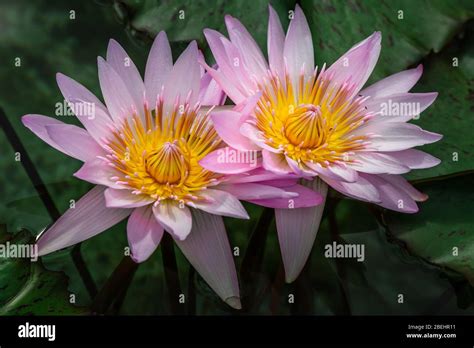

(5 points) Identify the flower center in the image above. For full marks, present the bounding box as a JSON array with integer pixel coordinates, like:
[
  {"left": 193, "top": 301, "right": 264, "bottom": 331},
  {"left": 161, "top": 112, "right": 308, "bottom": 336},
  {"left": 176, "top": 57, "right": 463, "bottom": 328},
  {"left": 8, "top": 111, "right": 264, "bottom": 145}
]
[
  {"left": 145, "top": 141, "right": 188, "bottom": 185},
  {"left": 284, "top": 104, "right": 324, "bottom": 148},
  {"left": 103, "top": 99, "right": 222, "bottom": 203},
  {"left": 253, "top": 68, "right": 372, "bottom": 166}
]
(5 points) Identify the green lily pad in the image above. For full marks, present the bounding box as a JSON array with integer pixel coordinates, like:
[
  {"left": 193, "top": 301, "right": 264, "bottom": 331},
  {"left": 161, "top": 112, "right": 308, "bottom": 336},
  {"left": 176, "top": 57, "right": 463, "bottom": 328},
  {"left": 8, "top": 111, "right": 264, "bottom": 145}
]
[
  {"left": 386, "top": 174, "right": 474, "bottom": 286},
  {"left": 0, "top": 227, "right": 87, "bottom": 315},
  {"left": 113, "top": 0, "right": 296, "bottom": 53}
]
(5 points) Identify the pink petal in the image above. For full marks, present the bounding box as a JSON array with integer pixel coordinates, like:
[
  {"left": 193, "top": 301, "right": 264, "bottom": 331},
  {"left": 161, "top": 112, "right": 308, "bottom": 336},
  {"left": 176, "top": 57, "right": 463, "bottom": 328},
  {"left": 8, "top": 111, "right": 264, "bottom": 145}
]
[
  {"left": 286, "top": 156, "right": 315, "bottom": 178},
  {"left": 355, "top": 122, "right": 442, "bottom": 152},
  {"left": 225, "top": 167, "right": 298, "bottom": 184},
  {"left": 145, "top": 31, "right": 173, "bottom": 107},
  {"left": 36, "top": 186, "right": 130, "bottom": 256},
  {"left": 240, "top": 122, "right": 280, "bottom": 153},
  {"left": 199, "top": 147, "right": 260, "bottom": 174},
  {"left": 225, "top": 15, "right": 268, "bottom": 80},
  {"left": 193, "top": 189, "right": 249, "bottom": 219},
  {"left": 45, "top": 124, "right": 104, "bottom": 162},
  {"left": 174, "top": 210, "right": 241, "bottom": 309},
  {"left": 203, "top": 29, "right": 234, "bottom": 78},
  {"left": 211, "top": 110, "right": 259, "bottom": 151},
  {"left": 284, "top": 4, "right": 314, "bottom": 87},
  {"left": 202, "top": 29, "right": 248, "bottom": 103},
  {"left": 267, "top": 4, "right": 285, "bottom": 78},
  {"left": 262, "top": 150, "right": 292, "bottom": 174},
  {"left": 98, "top": 57, "right": 137, "bottom": 123},
  {"left": 74, "top": 158, "right": 125, "bottom": 189},
  {"left": 153, "top": 202, "right": 192, "bottom": 241},
  {"left": 249, "top": 183, "right": 323, "bottom": 208},
  {"left": 258, "top": 178, "right": 299, "bottom": 188},
  {"left": 200, "top": 64, "right": 247, "bottom": 104},
  {"left": 220, "top": 38, "right": 256, "bottom": 96},
  {"left": 361, "top": 64, "right": 423, "bottom": 98},
  {"left": 199, "top": 70, "right": 226, "bottom": 106},
  {"left": 104, "top": 188, "right": 155, "bottom": 208},
  {"left": 349, "top": 152, "right": 410, "bottom": 174},
  {"left": 163, "top": 41, "right": 201, "bottom": 108},
  {"left": 326, "top": 32, "right": 381, "bottom": 95},
  {"left": 56, "top": 73, "right": 112, "bottom": 142},
  {"left": 307, "top": 162, "right": 359, "bottom": 182},
  {"left": 387, "top": 149, "right": 441, "bottom": 169},
  {"left": 107, "top": 39, "right": 145, "bottom": 116},
  {"left": 23, "top": 115, "right": 101, "bottom": 162},
  {"left": 365, "top": 92, "right": 438, "bottom": 122},
  {"left": 236, "top": 92, "right": 262, "bottom": 123},
  {"left": 322, "top": 174, "right": 380, "bottom": 203},
  {"left": 275, "top": 178, "right": 328, "bottom": 282},
  {"left": 127, "top": 206, "right": 164, "bottom": 263},
  {"left": 204, "top": 29, "right": 231, "bottom": 72},
  {"left": 22, "top": 115, "right": 76, "bottom": 155},
  {"left": 218, "top": 182, "right": 297, "bottom": 200},
  {"left": 362, "top": 174, "right": 419, "bottom": 213},
  {"left": 378, "top": 174, "right": 428, "bottom": 202}
]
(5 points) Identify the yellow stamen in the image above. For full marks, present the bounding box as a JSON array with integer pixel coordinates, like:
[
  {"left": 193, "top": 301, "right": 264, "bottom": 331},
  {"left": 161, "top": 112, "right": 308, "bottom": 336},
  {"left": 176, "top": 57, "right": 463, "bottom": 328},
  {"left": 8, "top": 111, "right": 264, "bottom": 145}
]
[
  {"left": 254, "top": 69, "right": 370, "bottom": 167},
  {"left": 106, "top": 99, "right": 222, "bottom": 203}
]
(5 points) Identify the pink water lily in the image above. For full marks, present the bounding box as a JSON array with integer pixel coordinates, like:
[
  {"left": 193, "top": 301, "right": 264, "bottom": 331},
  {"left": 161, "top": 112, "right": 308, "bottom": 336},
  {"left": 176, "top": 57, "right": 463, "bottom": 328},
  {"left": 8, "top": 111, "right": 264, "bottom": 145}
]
[
  {"left": 200, "top": 5, "right": 442, "bottom": 282},
  {"left": 22, "top": 32, "right": 319, "bottom": 308}
]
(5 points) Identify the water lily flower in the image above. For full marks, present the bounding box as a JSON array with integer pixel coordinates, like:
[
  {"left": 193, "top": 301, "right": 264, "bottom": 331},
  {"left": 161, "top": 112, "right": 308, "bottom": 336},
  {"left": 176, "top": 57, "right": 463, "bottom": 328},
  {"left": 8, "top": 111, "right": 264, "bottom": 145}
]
[
  {"left": 200, "top": 5, "right": 442, "bottom": 282},
  {"left": 21, "top": 33, "right": 314, "bottom": 308}
]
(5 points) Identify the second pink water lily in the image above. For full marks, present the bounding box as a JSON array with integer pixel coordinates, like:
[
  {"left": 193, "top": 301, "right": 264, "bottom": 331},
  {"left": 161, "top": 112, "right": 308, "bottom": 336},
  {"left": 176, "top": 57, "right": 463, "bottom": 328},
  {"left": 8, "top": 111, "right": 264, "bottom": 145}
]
[{"left": 201, "top": 5, "right": 442, "bottom": 282}]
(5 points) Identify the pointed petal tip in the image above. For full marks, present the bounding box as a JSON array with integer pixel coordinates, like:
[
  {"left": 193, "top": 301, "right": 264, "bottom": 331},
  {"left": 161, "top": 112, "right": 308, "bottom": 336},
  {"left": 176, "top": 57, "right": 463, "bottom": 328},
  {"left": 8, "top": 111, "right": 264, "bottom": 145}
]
[
  {"left": 189, "top": 40, "right": 198, "bottom": 50},
  {"left": 107, "top": 38, "right": 119, "bottom": 47},
  {"left": 364, "top": 31, "right": 381, "bottom": 48},
  {"left": 224, "top": 14, "right": 236, "bottom": 29},
  {"left": 203, "top": 28, "right": 219, "bottom": 39},
  {"left": 130, "top": 254, "right": 140, "bottom": 263},
  {"left": 419, "top": 193, "right": 429, "bottom": 202},
  {"left": 285, "top": 273, "right": 298, "bottom": 284},
  {"left": 174, "top": 231, "right": 188, "bottom": 242},
  {"left": 406, "top": 205, "right": 419, "bottom": 214},
  {"left": 97, "top": 56, "right": 106, "bottom": 67},
  {"left": 431, "top": 156, "right": 442, "bottom": 167},
  {"left": 21, "top": 114, "right": 31, "bottom": 126},
  {"left": 225, "top": 296, "right": 242, "bottom": 310},
  {"left": 56, "top": 72, "right": 65, "bottom": 81},
  {"left": 427, "top": 130, "right": 443, "bottom": 142}
]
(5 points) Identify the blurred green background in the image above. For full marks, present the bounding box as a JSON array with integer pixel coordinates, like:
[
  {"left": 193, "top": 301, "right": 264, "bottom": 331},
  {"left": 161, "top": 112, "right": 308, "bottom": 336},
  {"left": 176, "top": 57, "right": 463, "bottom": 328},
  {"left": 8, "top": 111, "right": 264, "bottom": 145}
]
[{"left": 0, "top": 0, "right": 473, "bottom": 315}]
